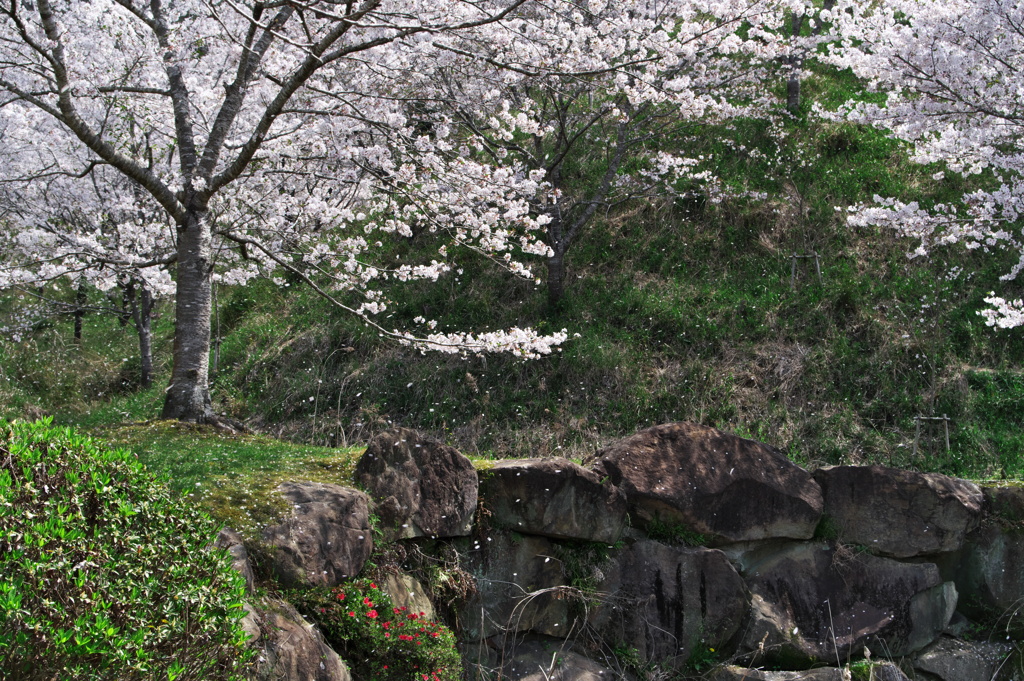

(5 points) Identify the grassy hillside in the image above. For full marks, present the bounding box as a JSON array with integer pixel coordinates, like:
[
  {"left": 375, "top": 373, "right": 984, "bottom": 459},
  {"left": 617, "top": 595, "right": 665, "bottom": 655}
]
[{"left": 3, "top": 64, "right": 1024, "bottom": 481}]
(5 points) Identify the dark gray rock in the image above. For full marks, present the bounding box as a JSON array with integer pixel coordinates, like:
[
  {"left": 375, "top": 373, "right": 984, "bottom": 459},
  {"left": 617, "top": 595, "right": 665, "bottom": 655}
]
[
  {"left": 262, "top": 481, "right": 372, "bottom": 587},
  {"left": 814, "top": 466, "right": 984, "bottom": 558},
  {"left": 984, "top": 484, "right": 1024, "bottom": 524},
  {"left": 589, "top": 539, "right": 748, "bottom": 671},
  {"left": 499, "top": 636, "right": 632, "bottom": 681},
  {"left": 913, "top": 635, "right": 1019, "bottom": 681},
  {"left": 459, "top": 532, "right": 571, "bottom": 641},
  {"left": 868, "top": 662, "right": 911, "bottom": 681},
  {"left": 480, "top": 457, "right": 627, "bottom": 542},
  {"left": 587, "top": 422, "right": 823, "bottom": 543},
  {"left": 958, "top": 522, "right": 1024, "bottom": 618},
  {"left": 736, "top": 542, "right": 956, "bottom": 666},
  {"left": 355, "top": 428, "right": 477, "bottom": 539}
]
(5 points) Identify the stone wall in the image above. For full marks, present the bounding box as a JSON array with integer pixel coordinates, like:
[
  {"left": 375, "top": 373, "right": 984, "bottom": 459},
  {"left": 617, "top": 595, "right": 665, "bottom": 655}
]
[{"left": 239, "top": 423, "right": 1024, "bottom": 681}]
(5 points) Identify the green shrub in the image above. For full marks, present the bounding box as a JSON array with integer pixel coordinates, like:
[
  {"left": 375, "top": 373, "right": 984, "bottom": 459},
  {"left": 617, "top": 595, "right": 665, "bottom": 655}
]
[
  {"left": 289, "top": 578, "right": 462, "bottom": 681},
  {"left": 0, "top": 418, "right": 253, "bottom": 680}
]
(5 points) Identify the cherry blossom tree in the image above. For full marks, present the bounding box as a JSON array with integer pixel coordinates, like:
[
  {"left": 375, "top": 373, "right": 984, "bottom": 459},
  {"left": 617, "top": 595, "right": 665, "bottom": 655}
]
[
  {"left": 821, "top": 0, "right": 1024, "bottom": 328},
  {"left": 0, "top": 124, "right": 174, "bottom": 385},
  {"left": 431, "top": 0, "right": 797, "bottom": 305},
  {"left": 0, "top": 0, "right": 796, "bottom": 423}
]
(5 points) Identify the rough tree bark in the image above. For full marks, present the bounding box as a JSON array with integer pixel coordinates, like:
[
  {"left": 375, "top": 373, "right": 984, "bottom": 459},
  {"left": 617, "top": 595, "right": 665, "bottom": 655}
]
[
  {"left": 161, "top": 207, "right": 214, "bottom": 420},
  {"left": 73, "top": 279, "right": 86, "bottom": 342}
]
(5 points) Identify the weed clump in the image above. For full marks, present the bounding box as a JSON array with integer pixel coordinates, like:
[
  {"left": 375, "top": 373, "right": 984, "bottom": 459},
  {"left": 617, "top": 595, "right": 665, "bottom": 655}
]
[{"left": 0, "top": 418, "right": 253, "bottom": 680}]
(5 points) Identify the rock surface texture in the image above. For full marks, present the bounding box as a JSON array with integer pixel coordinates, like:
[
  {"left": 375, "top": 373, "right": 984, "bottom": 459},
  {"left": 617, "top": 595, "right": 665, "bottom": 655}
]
[
  {"left": 262, "top": 481, "right": 372, "bottom": 587},
  {"left": 590, "top": 539, "right": 748, "bottom": 669},
  {"left": 814, "top": 465, "right": 984, "bottom": 558},
  {"left": 479, "top": 457, "right": 627, "bottom": 542},
  {"left": 498, "top": 636, "right": 628, "bottom": 681},
  {"left": 737, "top": 542, "right": 956, "bottom": 664},
  {"left": 913, "top": 635, "right": 1019, "bottom": 681},
  {"left": 248, "top": 598, "right": 352, "bottom": 681},
  {"left": 460, "top": 531, "right": 570, "bottom": 640},
  {"left": 355, "top": 428, "right": 478, "bottom": 539},
  {"left": 587, "top": 422, "right": 823, "bottom": 543},
  {"left": 230, "top": 424, "right": 1024, "bottom": 681},
  {"left": 214, "top": 526, "right": 256, "bottom": 594}
]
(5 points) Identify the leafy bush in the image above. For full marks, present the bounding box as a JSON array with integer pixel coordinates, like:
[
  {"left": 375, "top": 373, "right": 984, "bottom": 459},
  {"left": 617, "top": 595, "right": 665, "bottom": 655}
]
[
  {"left": 0, "top": 418, "right": 253, "bottom": 680},
  {"left": 289, "top": 578, "right": 462, "bottom": 681}
]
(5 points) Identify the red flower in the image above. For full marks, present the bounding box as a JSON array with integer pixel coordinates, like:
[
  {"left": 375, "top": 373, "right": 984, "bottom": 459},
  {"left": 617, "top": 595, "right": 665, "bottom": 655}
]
[
  {"left": 383, "top": 621, "right": 391, "bottom": 629},
  {"left": 385, "top": 633, "right": 391, "bottom": 638},
  {"left": 363, "top": 597, "right": 374, "bottom": 606},
  {"left": 336, "top": 593, "right": 345, "bottom": 600},
  {"left": 430, "top": 632, "right": 440, "bottom": 638},
  {"left": 348, "top": 611, "right": 356, "bottom": 617},
  {"left": 366, "top": 609, "right": 379, "bottom": 619},
  {"left": 370, "top": 582, "right": 378, "bottom": 589}
]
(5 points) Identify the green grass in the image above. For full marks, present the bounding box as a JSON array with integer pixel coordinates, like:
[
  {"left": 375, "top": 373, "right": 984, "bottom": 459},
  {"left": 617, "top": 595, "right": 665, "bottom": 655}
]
[
  {"left": 85, "top": 420, "right": 364, "bottom": 539},
  {"left": 3, "top": 61, "right": 1024, "bottom": 480}
]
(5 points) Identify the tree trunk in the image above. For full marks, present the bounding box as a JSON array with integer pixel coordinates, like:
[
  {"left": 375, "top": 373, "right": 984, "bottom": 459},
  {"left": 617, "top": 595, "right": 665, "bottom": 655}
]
[
  {"left": 546, "top": 249, "right": 566, "bottom": 307},
  {"left": 162, "top": 207, "right": 214, "bottom": 421},
  {"left": 130, "top": 282, "right": 155, "bottom": 389},
  {"left": 786, "top": 13, "right": 806, "bottom": 114},
  {"left": 119, "top": 284, "right": 133, "bottom": 327},
  {"left": 787, "top": 68, "right": 801, "bottom": 114},
  {"left": 73, "top": 279, "right": 86, "bottom": 342}
]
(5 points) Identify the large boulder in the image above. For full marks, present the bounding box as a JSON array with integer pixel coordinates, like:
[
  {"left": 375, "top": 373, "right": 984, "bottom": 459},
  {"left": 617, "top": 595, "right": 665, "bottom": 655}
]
[
  {"left": 589, "top": 539, "right": 748, "bottom": 670},
  {"left": 913, "top": 636, "right": 1019, "bottom": 681},
  {"left": 248, "top": 598, "right": 352, "bottom": 681},
  {"left": 355, "top": 428, "right": 477, "bottom": 539},
  {"left": 956, "top": 522, "right": 1024, "bottom": 618},
  {"left": 586, "top": 422, "right": 822, "bottom": 543},
  {"left": 736, "top": 542, "right": 956, "bottom": 665},
  {"left": 479, "top": 457, "right": 627, "bottom": 543},
  {"left": 459, "top": 532, "right": 571, "bottom": 641},
  {"left": 984, "top": 484, "right": 1024, "bottom": 524},
  {"left": 262, "top": 481, "right": 372, "bottom": 587},
  {"left": 954, "top": 484, "right": 1024, "bottom": 619},
  {"left": 814, "top": 466, "right": 983, "bottom": 558}
]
